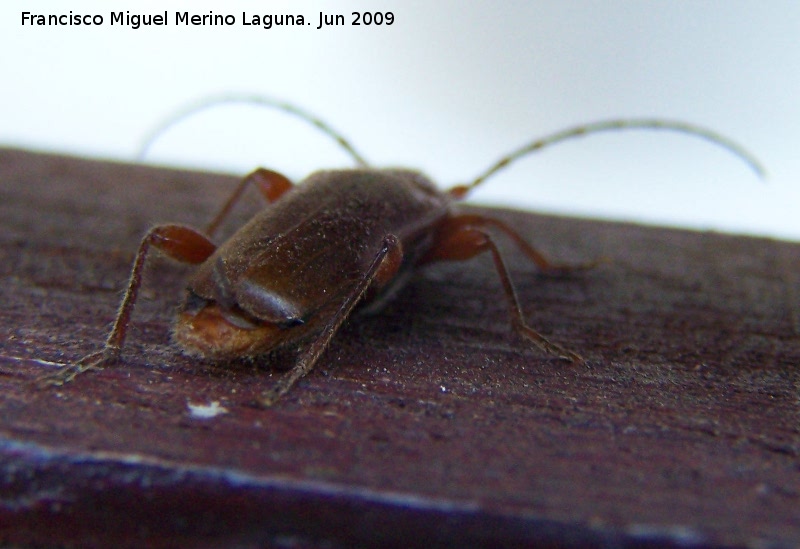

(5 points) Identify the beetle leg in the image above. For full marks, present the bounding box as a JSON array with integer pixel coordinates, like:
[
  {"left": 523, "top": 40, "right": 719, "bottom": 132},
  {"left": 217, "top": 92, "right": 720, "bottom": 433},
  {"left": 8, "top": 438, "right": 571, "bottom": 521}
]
[
  {"left": 205, "top": 168, "right": 294, "bottom": 237},
  {"left": 423, "top": 213, "right": 599, "bottom": 274},
  {"left": 423, "top": 215, "right": 584, "bottom": 362},
  {"left": 42, "top": 224, "right": 217, "bottom": 386},
  {"left": 260, "top": 234, "right": 403, "bottom": 406}
]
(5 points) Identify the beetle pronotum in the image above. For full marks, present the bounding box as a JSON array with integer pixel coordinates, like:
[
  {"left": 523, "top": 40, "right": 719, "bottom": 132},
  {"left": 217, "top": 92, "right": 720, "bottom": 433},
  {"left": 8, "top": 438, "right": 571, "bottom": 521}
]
[{"left": 45, "top": 96, "right": 762, "bottom": 405}]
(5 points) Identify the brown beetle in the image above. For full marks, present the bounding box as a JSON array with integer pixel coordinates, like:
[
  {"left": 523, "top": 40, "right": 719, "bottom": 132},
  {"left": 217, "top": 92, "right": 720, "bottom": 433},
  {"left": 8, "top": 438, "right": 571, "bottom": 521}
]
[{"left": 46, "top": 96, "right": 762, "bottom": 405}]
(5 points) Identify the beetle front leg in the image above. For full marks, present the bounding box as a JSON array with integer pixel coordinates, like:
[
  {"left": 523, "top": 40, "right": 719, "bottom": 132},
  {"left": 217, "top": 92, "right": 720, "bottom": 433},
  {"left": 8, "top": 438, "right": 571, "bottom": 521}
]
[
  {"left": 260, "top": 234, "right": 403, "bottom": 406},
  {"left": 42, "top": 224, "right": 217, "bottom": 386}
]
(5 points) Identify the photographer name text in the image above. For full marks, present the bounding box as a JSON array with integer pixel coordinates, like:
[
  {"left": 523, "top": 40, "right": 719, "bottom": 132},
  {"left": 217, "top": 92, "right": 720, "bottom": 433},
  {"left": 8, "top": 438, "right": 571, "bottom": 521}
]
[{"left": 21, "top": 10, "right": 395, "bottom": 30}]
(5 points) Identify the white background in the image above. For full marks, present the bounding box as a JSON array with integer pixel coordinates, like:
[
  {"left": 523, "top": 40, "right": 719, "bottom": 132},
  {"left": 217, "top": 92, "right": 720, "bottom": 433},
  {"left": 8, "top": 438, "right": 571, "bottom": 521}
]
[{"left": 2, "top": 1, "right": 798, "bottom": 240}]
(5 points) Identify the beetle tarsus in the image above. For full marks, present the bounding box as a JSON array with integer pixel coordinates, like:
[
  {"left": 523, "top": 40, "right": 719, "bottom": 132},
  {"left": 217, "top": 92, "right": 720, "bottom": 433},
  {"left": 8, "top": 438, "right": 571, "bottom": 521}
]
[
  {"left": 259, "top": 378, "right": 296, "bottom": 408},
  {"left": 521, "top": 330, "right": 584, "bottom": 364},
  {"left": 39, "top": 347, "right": 119, "bottom": 387}
]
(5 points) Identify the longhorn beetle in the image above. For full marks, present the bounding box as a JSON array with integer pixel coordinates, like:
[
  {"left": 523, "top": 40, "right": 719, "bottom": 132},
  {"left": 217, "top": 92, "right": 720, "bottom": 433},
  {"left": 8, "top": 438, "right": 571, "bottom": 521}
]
[{"left": 44, "top": 96, "right": 763, "bottom": 406}]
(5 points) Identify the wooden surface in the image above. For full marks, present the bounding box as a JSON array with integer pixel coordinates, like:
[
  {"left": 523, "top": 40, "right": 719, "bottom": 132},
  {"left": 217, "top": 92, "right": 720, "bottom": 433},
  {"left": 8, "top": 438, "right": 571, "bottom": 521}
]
[{"left": 1, "top": 148, "right": 799, "bottom": 548}]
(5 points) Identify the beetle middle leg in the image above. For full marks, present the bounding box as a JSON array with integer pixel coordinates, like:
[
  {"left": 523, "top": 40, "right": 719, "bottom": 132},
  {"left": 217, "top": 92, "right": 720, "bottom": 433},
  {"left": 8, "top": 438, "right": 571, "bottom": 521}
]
[
  {"left": 259, "top": 234, "right": 403, "bottom": 407},
  {"left": 42, "top": 224, "right": 217, "bottom": 385},
  {"left": 423, "top": 214, "right": 586, "bottom": 362}
]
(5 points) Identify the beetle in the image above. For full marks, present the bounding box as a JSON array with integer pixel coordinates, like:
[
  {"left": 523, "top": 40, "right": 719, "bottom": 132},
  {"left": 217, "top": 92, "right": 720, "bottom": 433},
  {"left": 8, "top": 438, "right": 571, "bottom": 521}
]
[{"left": 44, "top": 96, "right": 763, "bottom": 405}]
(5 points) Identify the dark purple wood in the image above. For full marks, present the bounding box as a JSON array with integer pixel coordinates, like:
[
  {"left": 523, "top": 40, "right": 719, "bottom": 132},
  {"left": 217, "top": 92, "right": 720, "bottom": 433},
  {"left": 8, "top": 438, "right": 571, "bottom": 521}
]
[{"left": 1, "top": 148, "right": 798, "bottom": 547}]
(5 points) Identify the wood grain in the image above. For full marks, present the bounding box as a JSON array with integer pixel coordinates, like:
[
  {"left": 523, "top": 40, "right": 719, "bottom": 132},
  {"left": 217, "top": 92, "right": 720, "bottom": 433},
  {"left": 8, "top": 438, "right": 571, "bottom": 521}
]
[{"left": 1, "top": 148, "right": 798, "bottom": 547}]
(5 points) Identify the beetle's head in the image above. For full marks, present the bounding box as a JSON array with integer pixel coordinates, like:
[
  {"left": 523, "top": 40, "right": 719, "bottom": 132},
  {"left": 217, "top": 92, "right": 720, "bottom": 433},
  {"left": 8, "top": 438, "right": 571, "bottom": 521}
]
[{"left": 173, "top": 293, "right": 293, "bottom": 359}]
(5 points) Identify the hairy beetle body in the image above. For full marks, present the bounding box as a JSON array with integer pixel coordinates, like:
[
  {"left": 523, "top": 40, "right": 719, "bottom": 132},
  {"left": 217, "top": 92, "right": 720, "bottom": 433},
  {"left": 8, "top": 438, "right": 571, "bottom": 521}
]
[{"left": 177, "top": 169, "right": 449, "bottom": 359}]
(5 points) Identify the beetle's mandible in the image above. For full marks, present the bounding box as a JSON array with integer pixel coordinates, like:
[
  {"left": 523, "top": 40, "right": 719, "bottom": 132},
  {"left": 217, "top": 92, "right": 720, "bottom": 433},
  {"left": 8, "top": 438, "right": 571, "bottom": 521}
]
[{"left": 44, "top": 96, "right": 763, "bottom": 405}]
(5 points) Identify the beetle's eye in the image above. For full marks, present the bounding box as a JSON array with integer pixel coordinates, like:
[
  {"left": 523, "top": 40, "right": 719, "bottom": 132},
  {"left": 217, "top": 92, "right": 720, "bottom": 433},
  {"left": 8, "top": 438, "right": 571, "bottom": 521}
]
[{"left": 180, "top": 291, "right": 208, "bottom": 316}]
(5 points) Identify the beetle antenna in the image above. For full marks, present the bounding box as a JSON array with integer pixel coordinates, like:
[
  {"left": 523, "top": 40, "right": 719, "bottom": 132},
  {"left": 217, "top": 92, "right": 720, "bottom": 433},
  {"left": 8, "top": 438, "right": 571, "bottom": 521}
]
[
  {"left": 138, "top": 94, "right": 370, "bottom": 167},
  {"left": 448, "top": 119, "right": 764, "bottom": 199}
]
